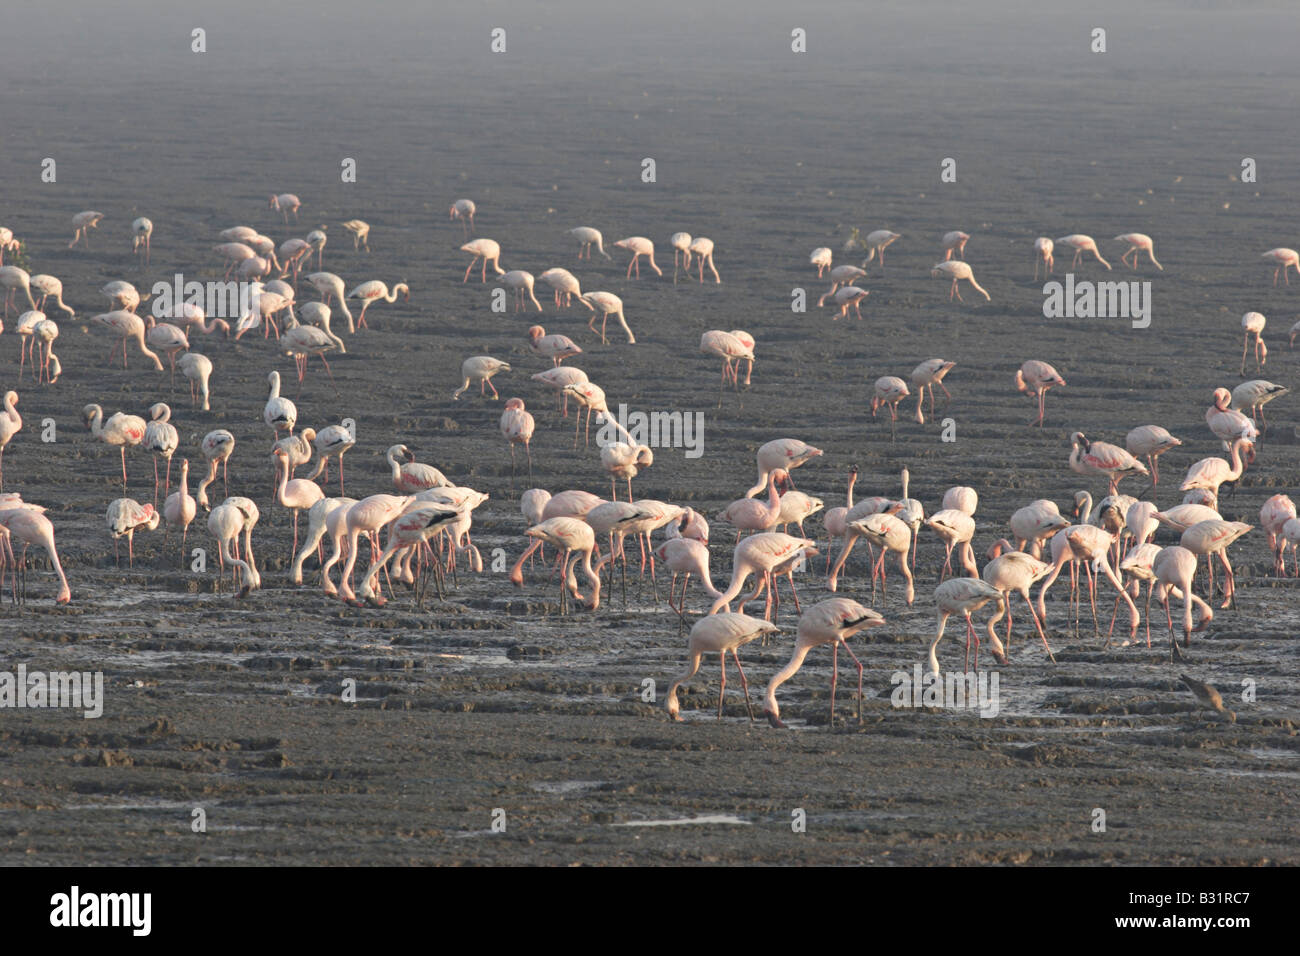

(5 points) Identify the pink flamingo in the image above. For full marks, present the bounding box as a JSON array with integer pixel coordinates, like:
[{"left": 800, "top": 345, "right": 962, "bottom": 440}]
[
  {"left": 1232, "top": 379, "right": 1289, "bottom": 425},
  {"left": 163, "top": 458, "right": 197, "bottom": 565},
  {"left": 83, "top": 404, "right": 146, "bottom": 489},
  {"left": 335, "top": 495, "right": 414, "bottom": 605},
  {"left": 763, "top": 598, "right": 886, "bottom": 727},
  {"left": 1153, "top": 546, "right": 1214, "bottom": 651},
  {"left": 450, "top": 199, "right": 476, "bottom": 236},
  {"left": 613, "top": 237, "right": 661, "bottom": 278},
  {"left": 0, "top": 391, "right": 21, "bottom": 490},
  {"left": 537, "top": 268, "right": 594, "bottom": 311},
  {"left": 508, "top": 516, "right": 602, "bottom": 612},
  {"left": 982, "top": 539, "right": 1056, "bottom": 663},
  {"left": 0, "top": 507, "right": 70, "bottom": 604},
  {"left": 1009, "top": 499, "right": 1067, "bottom": 558},
  {"left": 821, "top": 465, "right": 857, "bottom": 573},
  {"left": 940, "top": 230, "right": 969, "bottom": 260},
  {"left": 1069, "top": 431, "right": 1149, "bottom": 494},
  {"left": 930, "top": 578, "right": 1005, "bottom": 674},
  {"left": 863, "top": 230, "right": 901, "bottom": 267},
  {"left": 718, "top": 470, "right": 786, "bottom": 540},
  {"left": 1125, "top": 425, "right": 1182, "bottom": 487},
  {"left": 689, "top": 236, "right": 720, "bottom": 283},
  {"left": 931, "top": 261, "right": 990, "bottom": 301},
  {"left": 106, "top": 498, "right": 159, "bottom": 566},
  {"left": 460, "top": 239, "right": 503, "bottom": 283},
  {"left": 667, "top": 613, "right": 777, "bottom": 722},
  {"left": 810, "top": 247, "right": 832, "bottom": 277},
  {"left": 829, "top": 512, "right": 914, "bottom": 605},
  {"left": 1034, "top": 237, "right": 1054, "bottom": 278},
  {"left": 656, "top": 535, "right": 724, "bottom": 620},
  {"left": 527, "top": 325, "right": 582, "bottom": 366},
  {"left": 269, "top": 193, "right": 301, "bottom": 224},
  {"left": 1115, "top": 233, "right": 1162, "bottom": 270},
  {"left": 581, "top": 291, "right": 635, "bottom": 344},
  {"left": 68, "top": 211, "right": 104, "bottom": 249},
  {"left": 1179, "top": 434, "right": 1253, "bottom": 501},
  {"left": 1016, "top": 360, "right": 1066, "bottom": 427},
  {"left": 1181, "top": 519, "right": 1251, "bottom": 609},
  {"left": 274, "top": 449, "right": 325, "bottom": 557},
  {"left": 569, "top": 226, "right": 608, "bottom": 260},
  {"left": 90, "top": 311, "right": 163, "bottom": 370},
  {"left": 1240, "top": 311, "right": 1267, "bottom": 374},
  {"left": 709, "top": 532, "right": 817, "bottom": 621},
  {"left": 1262, "top": 248, "right": 1299, "bottom": 285},
  {"left": 910, "top": 359, "right": 956, "bottom": 424},
  {"left": 1056, "top": 234, "right": 1111, "bottom": 270},
  {"left": 501, "top": 398, "right": 536, "bottom": 480},
  {"left": 452, "top": 356, "right": 511, "bottom": 401},
  {"left": 195, "top": 429, "right": 235, "bottom": 510},
  {"left": 1260, "top": 494, "right": 1295, "bottom": 576},
  {"left": 346, "top": 280, "right": 408, "bottom": 330}
]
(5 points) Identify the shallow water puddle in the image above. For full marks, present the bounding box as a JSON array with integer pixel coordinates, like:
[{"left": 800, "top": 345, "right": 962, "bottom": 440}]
[{"left": 613, "top": 814, "right": 750, "bottom": 827}]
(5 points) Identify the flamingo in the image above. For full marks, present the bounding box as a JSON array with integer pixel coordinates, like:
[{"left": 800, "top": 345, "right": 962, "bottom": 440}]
[
  {"left": 746, "top": 438, "right": 822, "bottom": 497},
  {"left": 569, "top": 226, "right": 608, "bottom": 260},
  {"left": 208, "top": 498, "right": 261, "bottom": 596},
  {"left": 90, "top": 311, "right": 163, "bottom": 370},
  {"left": 862, "top": 230, "right": 901, "bottom": 267},
  {"left": 305, "top": 272, "right": 357, "bottom": 332},
  {"left": 700, "top": 330, "right": 754, "bottom": 397},
  {"left": 1181, "top": 520, "right": 1251, "bottom": 609},
  {"left": 561, "top": 381, "right": 611, "bottom": 449},
  {"left": 163, "top": 458, "right": 197, "bottom": 565},
  {"left": 1115, "top": 233, "right": 1161, "bottom": 270},
  {"left": 0, "top": 226, "right": 18, "bottom": 265},
  {"left": 0, "top": 266, "right": 36, "bottom": 316},
  {"left": 1033, "top": 237, "right": 1054, "bottom": 278},
  {"left": 1016, "top": 360, "right": 1066, "bottom": 427},
  {"left": 291, "top": 496, "right": 355, "bottom": 586},
  {"left": 829, "top": 512, "right": 914, "bottom": 605},
  {"left": 717, "top": 470, "right": 786, "bottom": 540},
  {"left": 1232, "top": 379, "right": 1289, "bottom": 425},
  {"left": 655, "top": 535, "right": 724, "bottom": 621},
  {"left": 910, "top": 359, "right": 955, "bottom": 424},
  {"left": 527, "top": 325, "right": 582, "bottom": 366},
  {"left": 132, "top": 217, "right": 153, "bottom": 266},
  {"left": 776, "top": 489, "right": 823, "bottom": 536},
  {"left": 1057, "top": 234, "right": 1111, "bottom": 270},
  {"left": 143, "top": 403, "right": 179, "bottom": 504},
  {"left": 821, "top": 465, "right": 857, "bottom": 573},
  {"left": 269, "top": 193, "right": 301, "bottom": 224},
  {"left": 613, "top": 237, "right": 661, "bottom": 278},
  {"left": 982, "top": 540, "right": 1056, "bottom": 664},
  {"left": 1069, "top": 431, "right": 1149, "bottom": 494},
  {"left": 927, "top": 509, "right": 978, "bottom": 581},
  {"left": 1153, "top": 503, "right": 1222, "bottom": 535},
  {"left": 580, "top": 291, "right": 635, "bottom": 344},
  {"left": 83, "top": 404, "right": 146, "bottom": 489},
  {"left": 816, "top": 265, "right": 868, "bottom": 307},
  {"left": 688, "top": 237, "right": 720, "bottom": 283},
  {"left": 145, "top": 319, "right": 189, "bottom": 383},
  {"left": 931, "top": 261, "right": 990, "bottom": 301},
  {"left": 1259, "top": 494, "right": 1296, "bottom": 576},
  {"left": 870, "top": 376, "right": 909, "bottom": 440},
  {"left": 333, "top": 494, "right": 414, "bottom": 605},
  {"left": 460, "top": 239, "right": 504, "bottom": 283},
  {"left": 501, "top": 398, "right": 536, "bottom": 480},
  {"left": 282, "top": 322, "right": 345, "bottom": 385},
  {"left": 178, "top": 353, "right": 214, "bottom": 411},
  {"left": 68, "top": 210, "right": 104, "bottom": 249},
  {"left": 598, "top": 437, "right": 651, "bottom": 503},
  {"left": 355, "top": 502, "right": 464, "bottom": 605},
  {"left": 309, "top": 420, "right": 357, "bottom": 495},
  {"left": 828, "top": 285, "right": 869, "bottom": 320},
  {"left": 930, "top": 578, "right": 1005, "bottom": 674},
  {"left": 306, "top": 229, "right": 327, "bottom": 269},
  {"left": 264, "top": 371, "right": 297, "bottom": 438},
  {"left": 274, "top": 429, "right": 315, "bottom": 481},
  {"left": 940, "top": 231, "right": 969, "bottom": 260},
  {"left": 810, "top": 247, "right": 832, "bottom": 277},
  {"left": 0, "top": 507, "right": 70, "bottom": 604},
  {"left": 763, "top": 598, "right": 886, "bottom": 728},
  {"left": 1037, "top": 524, "right": 1138, "bottom": 642},
  {"left": 1240, "top": 312, "right": 1267, "bottom": 375},
  {"left": 195, "top": 429, "right": 235, "bottom": 510},
  {"left": 450, "top": 199, "right": 476, "bottom": 235},
  {"left": 386, "top": 444, "right": 450, "bottom": 492},
  {"left": 346, "top": 280, "right": 408, "bottom": 329},
  {"left": 1179, "top": 433, "right": 1253, "bottom": 501},
  {"left": 507, "top": 516, "right": 602, "bottom": 612},
  {"left": 532, "top": 366, "right": 589, "bottom": 417},
  {"left": 0, "top": 391, "right": 21, "bottom": 491},
  {"left": 106, "top": 498, "right": 159, "bottom": 566},
  {"left": 709, "top": 532, "right": 818, "bottom": 621},
  {"left": 666, "top": 613, "right": 776, "bottom": 721},
  {"left": 670, "top": 232, "right": 692, "bottom": 282},
  {"left": 101, "top": 280, "right": 146, "bottom": 313},
  {"left": 29, "top": 275, "right": 75, "bottom": 318},
  {"left": 1125, "top": 425, "right": 1182, "bottom": 487},
  {"left": 452, "top": 356, "right": 510, "bottom": 400},
  {"left": 1206, "top": 388, "right": 1259, "bottom": 447},
  {"left": 1262, "top": 248, "right": 1299, "bottom": 286},
  {"left": 341, "top": 219, "right": 370, "bottom": 252},
  {"left": 1009, "top": 500, "right": 1068, "bottom": 559},
  {"left": 274, "top": 449, "right": 325, "bottom": 557},
  {"left": 537, "top": 268, "right": 594, "bottom": 311},
  {"left": 500, "top": 270, "right": 543, "bottom": 311}
]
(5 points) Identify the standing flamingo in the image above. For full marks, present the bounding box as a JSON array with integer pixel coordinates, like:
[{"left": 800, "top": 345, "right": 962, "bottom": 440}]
[
  {"left": 667, "top": 613, "right": 776, "bottom": 721},
  {"left": 450, "top": 199, "right": 476, "bottom": 235},
  {"left": 264, "top": 371, "right": 297, "bottom": 438},
  {"left": 862, "top": 230, "right": 901, "bottom": 267},
  {"left": 507, "top": 516, "right": 602, "bottom": 612},
  {"left": 499, "top": 270, "right": 543, "bottom": 311},
  {"left": 929, "top": 578, "right": 1005, "bottom": 674},
  {"left": 689, "top": 237, "right": 720, "bottom": 283},
  {"left": 1016, "top": 360, "right": 1066, "bottom": 427},
  {"left": 91, "top": 311, "right": 163, "bottom": 370},
  {"left": 68, "top": 211, "right": 104, "bottom": 249},
  {"left": 106, "top": 499, "right": 159, "bottom": 566},
  {"left": 910, "top": 359, "right": 955, "bottom": 424},
  {"left": 0, "top": 391, "right": 20, "bottom": 491},
  {"left": 460, "top": 239, "right": 504, "bottom": 282},
  {"left": 527, "top": 326, "right": 582, "bottom": 366},
  {"left": 163, "top": 458, "right": 197, "bottom": 565},
  {"left": 931, "top": 261, "right": 990, "bottom": 301},
  {"left": 982, "top": 540, "right": 1056, "bottom": 664},
  {"left": 810, "top": 247, "right": 832, "bottom": 277},
  {"left": 208, "top": 498, "right": 261, "bottom": 596},
  {"left": 29, "top": 275, "right": 75, "bottom": 318},
  {"left": 1057, "top": 234, "right": 1111, "bottom": 270},
  {"left": 0, "top": 266, "right": 36, "bottom": 316},
  {"left": 1034, "top": 237, "right": 1054, "bottom": 278},
  {"left": 537, "top": 268, "right": 594, "bottom": 311},
  {"left": 1115, "top": 233, "right": 1161, "bottom": 270},
  {"left": 178, "top": 353, "right": 214, "bottom": 411},
  {"left": 501, "top": 398, "right": 536, "bottom": 480},
  {"left": 83, "top": 404, "right": 146, "bottom": 489},
  {"left": 0, "top": 507, "right": 70, "bottom": 604},
  {"left": 1232, "top": 379, "right": 1289, "bottom": 425},
  {"left": 1261, "top": 248, "right": 1299, "bottom": 286},
  {"left": 1069, "top": 431, "right": 1149, "bottom": 494},
  {"left": 195, "top": 429, "right": 235, "bottom": 510},
  {"left": 269, "top": 193, "right": 301, "bottom": 224},
  {"left": 940, "top": 231, "right": 970, "bottom": 260},
  {"left": 341, "top": 219, "right": 370, "bottom": 252},
  {"left": 452, "top": 356, "right": 511, "bottom": 400},
  {"left": 346, "top": 280, "right": 408, "bottom": 329},
  {"left": 1240, "top": 311, "right": 1267, "bottom": 375},
  {"left": 305, "top": 272, "right": 356, "bottom": 332},
  {"left": 746, "top": 438, "right": 822, "bottom": 497},
  {"left": 670, "top": 232, "right": 692, "bottom": 282},
  {"left": 274, "top": 448, "right": 325, "bottom": 558},
  {"left": 581, "top": 291, "right": 635, "bottom": 344},
  {"left": 613, "top": 237, "right": 661, "bottom": 278},
  {"left": 762, "top": 598, "right": 886, "bottom": 728},
  {"left": 132, "top": 217, "right": 153, "bottom": 267},
  {"left": 309, "top": 419, "right": 357, "bottom": 495},
  {"left": 710, "top": 532, "right": 818, "bottom": 621},
  {"left": 143, "top": 403, "right": 180, "bottom": 504},
  {"left": 1125, "top": 425, "right": 1182, "bottom": 487},
  {"left": 1181, "top": 520, "right": 1251, "bottom": 609},
  {"left": 569, "top": 226, "right": 608, "bottom": 260},
  {"left": 870, "top": 376, "right": 909, "bottom": 440}
]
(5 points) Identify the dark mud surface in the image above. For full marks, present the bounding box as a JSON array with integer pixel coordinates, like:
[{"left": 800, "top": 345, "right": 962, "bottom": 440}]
[{"left": 0, "top": 1, "right": 1296, "bottom": 864}]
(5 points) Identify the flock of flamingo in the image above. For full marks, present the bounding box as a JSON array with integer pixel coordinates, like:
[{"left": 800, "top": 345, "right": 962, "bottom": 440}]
[{"left": 0, "top": 202, "right": 1291, "bottom": 730}]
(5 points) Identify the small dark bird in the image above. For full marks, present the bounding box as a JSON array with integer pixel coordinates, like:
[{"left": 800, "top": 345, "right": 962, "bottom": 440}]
[{"left": 1180, "top": 674, "right": 1236, "bottom": 722}]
